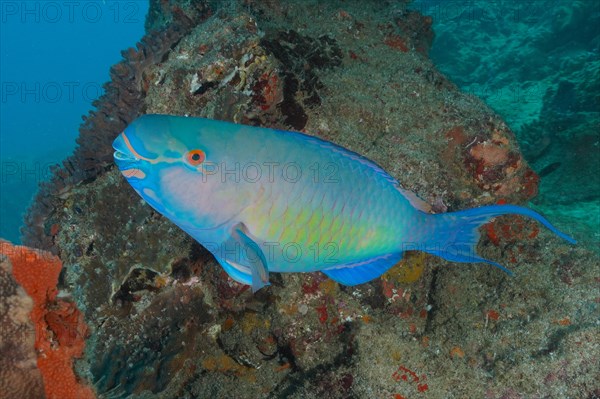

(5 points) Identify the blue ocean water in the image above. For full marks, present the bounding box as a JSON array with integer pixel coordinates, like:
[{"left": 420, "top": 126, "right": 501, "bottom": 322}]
[
  {"left": 0, "top": 1, "right": 148, "bottom": 243},
  {"left": 412, "top": 0, "right": 600, "bottom": 247}
]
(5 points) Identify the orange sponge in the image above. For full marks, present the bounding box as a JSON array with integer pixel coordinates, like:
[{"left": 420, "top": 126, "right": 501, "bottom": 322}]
[{"left": 1, "top": 241, "right": 95, "bottom": 399}]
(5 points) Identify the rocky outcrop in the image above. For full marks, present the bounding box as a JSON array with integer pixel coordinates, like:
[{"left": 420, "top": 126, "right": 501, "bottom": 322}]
[{"left": 17, "top": 1, "right": 597, "bottom": 398}]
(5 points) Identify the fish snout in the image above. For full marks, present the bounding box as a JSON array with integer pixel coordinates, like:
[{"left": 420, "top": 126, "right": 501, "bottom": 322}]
[
  {"left": 112, "top": 133, "right": 149, "bottom": 182},
  {"left": 113, "top": 133, "right": 137, "bottom": 164}
]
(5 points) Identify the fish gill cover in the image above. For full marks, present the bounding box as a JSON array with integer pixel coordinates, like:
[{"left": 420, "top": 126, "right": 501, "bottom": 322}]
[{"left": 3, "top": 0, "right": 598, "bottom": 398}]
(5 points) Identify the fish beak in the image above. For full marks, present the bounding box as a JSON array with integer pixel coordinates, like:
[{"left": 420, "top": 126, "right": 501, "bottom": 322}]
[{"left": 113, "top": 133, "right": 137, "bottom": 163}]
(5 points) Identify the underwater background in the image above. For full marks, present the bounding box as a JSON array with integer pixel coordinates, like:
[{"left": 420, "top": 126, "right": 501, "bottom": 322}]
[
  {"left": 1, "top": 1, "right": 598, "bottom": 398},
  {"left": 2, "top": 0, "right": 598, "bottom": 248},
  {"left": 1, "top": 1, "right": 149, "bottom": 243},
  {"left": 419, "top": 0, "right": 599, "bottom": 250}
]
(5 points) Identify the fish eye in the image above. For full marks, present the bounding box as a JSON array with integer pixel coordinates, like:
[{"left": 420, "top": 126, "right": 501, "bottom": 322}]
[{"left": 186, "top": 149, "right": 205, "bottom": 166}]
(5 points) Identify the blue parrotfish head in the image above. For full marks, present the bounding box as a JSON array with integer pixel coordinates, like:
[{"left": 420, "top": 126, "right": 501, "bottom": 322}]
[{"left": 112, "top": 114, "right": 255, "bottom": 231}]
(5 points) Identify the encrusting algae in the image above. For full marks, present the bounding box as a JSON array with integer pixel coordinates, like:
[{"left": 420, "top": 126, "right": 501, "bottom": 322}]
[
  {"left": 1, "top": 241, "right": 94, "bottom": 399},
  {"left": 382, "top": 252, "right": 427, "bottom": 284}
]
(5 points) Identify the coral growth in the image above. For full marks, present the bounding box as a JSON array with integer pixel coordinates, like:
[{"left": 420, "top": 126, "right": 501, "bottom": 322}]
[
  {"left": 0, "top": 247, "right": 44, "bottom": 399},
  {"left": 1, "top": 241, "right": 94, "bottom": 399},
  {"left": 394, "top": 10, "right": 434, "bottom": 55}
]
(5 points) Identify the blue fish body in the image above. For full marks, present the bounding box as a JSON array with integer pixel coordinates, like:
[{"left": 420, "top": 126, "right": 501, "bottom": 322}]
[{"left": 113, "top": 114, "right": 576, "bottom": 291}]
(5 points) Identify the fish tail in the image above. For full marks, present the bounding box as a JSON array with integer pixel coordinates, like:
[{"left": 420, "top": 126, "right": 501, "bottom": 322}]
[{"left": 420, "top": 204, "right": 576, "bottom": 275}]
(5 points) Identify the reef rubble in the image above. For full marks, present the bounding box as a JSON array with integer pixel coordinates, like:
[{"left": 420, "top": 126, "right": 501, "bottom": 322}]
[{"left": 12, "top": 1, "right": 599, "bottom": 398}]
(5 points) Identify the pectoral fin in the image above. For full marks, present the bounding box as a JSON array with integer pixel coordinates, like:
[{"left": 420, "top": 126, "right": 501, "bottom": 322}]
[
  {"left": 213, "top": 256, "right": 252, "bottom": 286},
  {"left": 231, "top": 223, "right": 270, "bottom": 293}
]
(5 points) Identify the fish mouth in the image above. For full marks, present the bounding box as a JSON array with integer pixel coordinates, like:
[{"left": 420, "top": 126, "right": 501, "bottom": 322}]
[
  {"left": 114, "top": 149, "right": 136, "bottom": 162},
  {"left": 113, "top": 134, "right": 137, "bottom": 162},
  {"left": 113, "top": 132, "right": 160, "bottom": 166}
]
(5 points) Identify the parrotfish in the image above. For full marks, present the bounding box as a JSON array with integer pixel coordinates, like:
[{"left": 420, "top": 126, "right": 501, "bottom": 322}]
[{"left": 113, "top": 115, "right": 575, "bottom": 292}]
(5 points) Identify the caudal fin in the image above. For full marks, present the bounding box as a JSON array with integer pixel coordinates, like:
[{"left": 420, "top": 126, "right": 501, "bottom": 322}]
[{"left": 422, "top": 204, "right": 576, "bottom": 275}]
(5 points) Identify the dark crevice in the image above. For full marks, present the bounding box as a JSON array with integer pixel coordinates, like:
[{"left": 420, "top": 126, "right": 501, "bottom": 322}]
[
  {"left": 261, "top": 30, "right": 342, "bottom": 130},
  {"left": 423, "top": 267, "right": 440, "bottom": 334},
  {"left": 267, "top": 322, "right": 357, "bottom": 399},
  {"left": 532, "top": 323, "right": 586, "bottom": 358}
]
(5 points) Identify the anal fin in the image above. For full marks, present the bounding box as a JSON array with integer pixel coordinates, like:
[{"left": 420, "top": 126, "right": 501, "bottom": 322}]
[{"left": 323, "top": 253, "right": 403, "bottom": 286}]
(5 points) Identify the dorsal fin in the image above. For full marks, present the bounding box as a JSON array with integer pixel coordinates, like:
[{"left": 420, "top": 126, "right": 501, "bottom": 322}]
[
  {"left": 281, "top": 129, "right": 433, "bottom": 213},
  {"left": 396, "top": 187, "right": 432, "bottom": 213}
]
